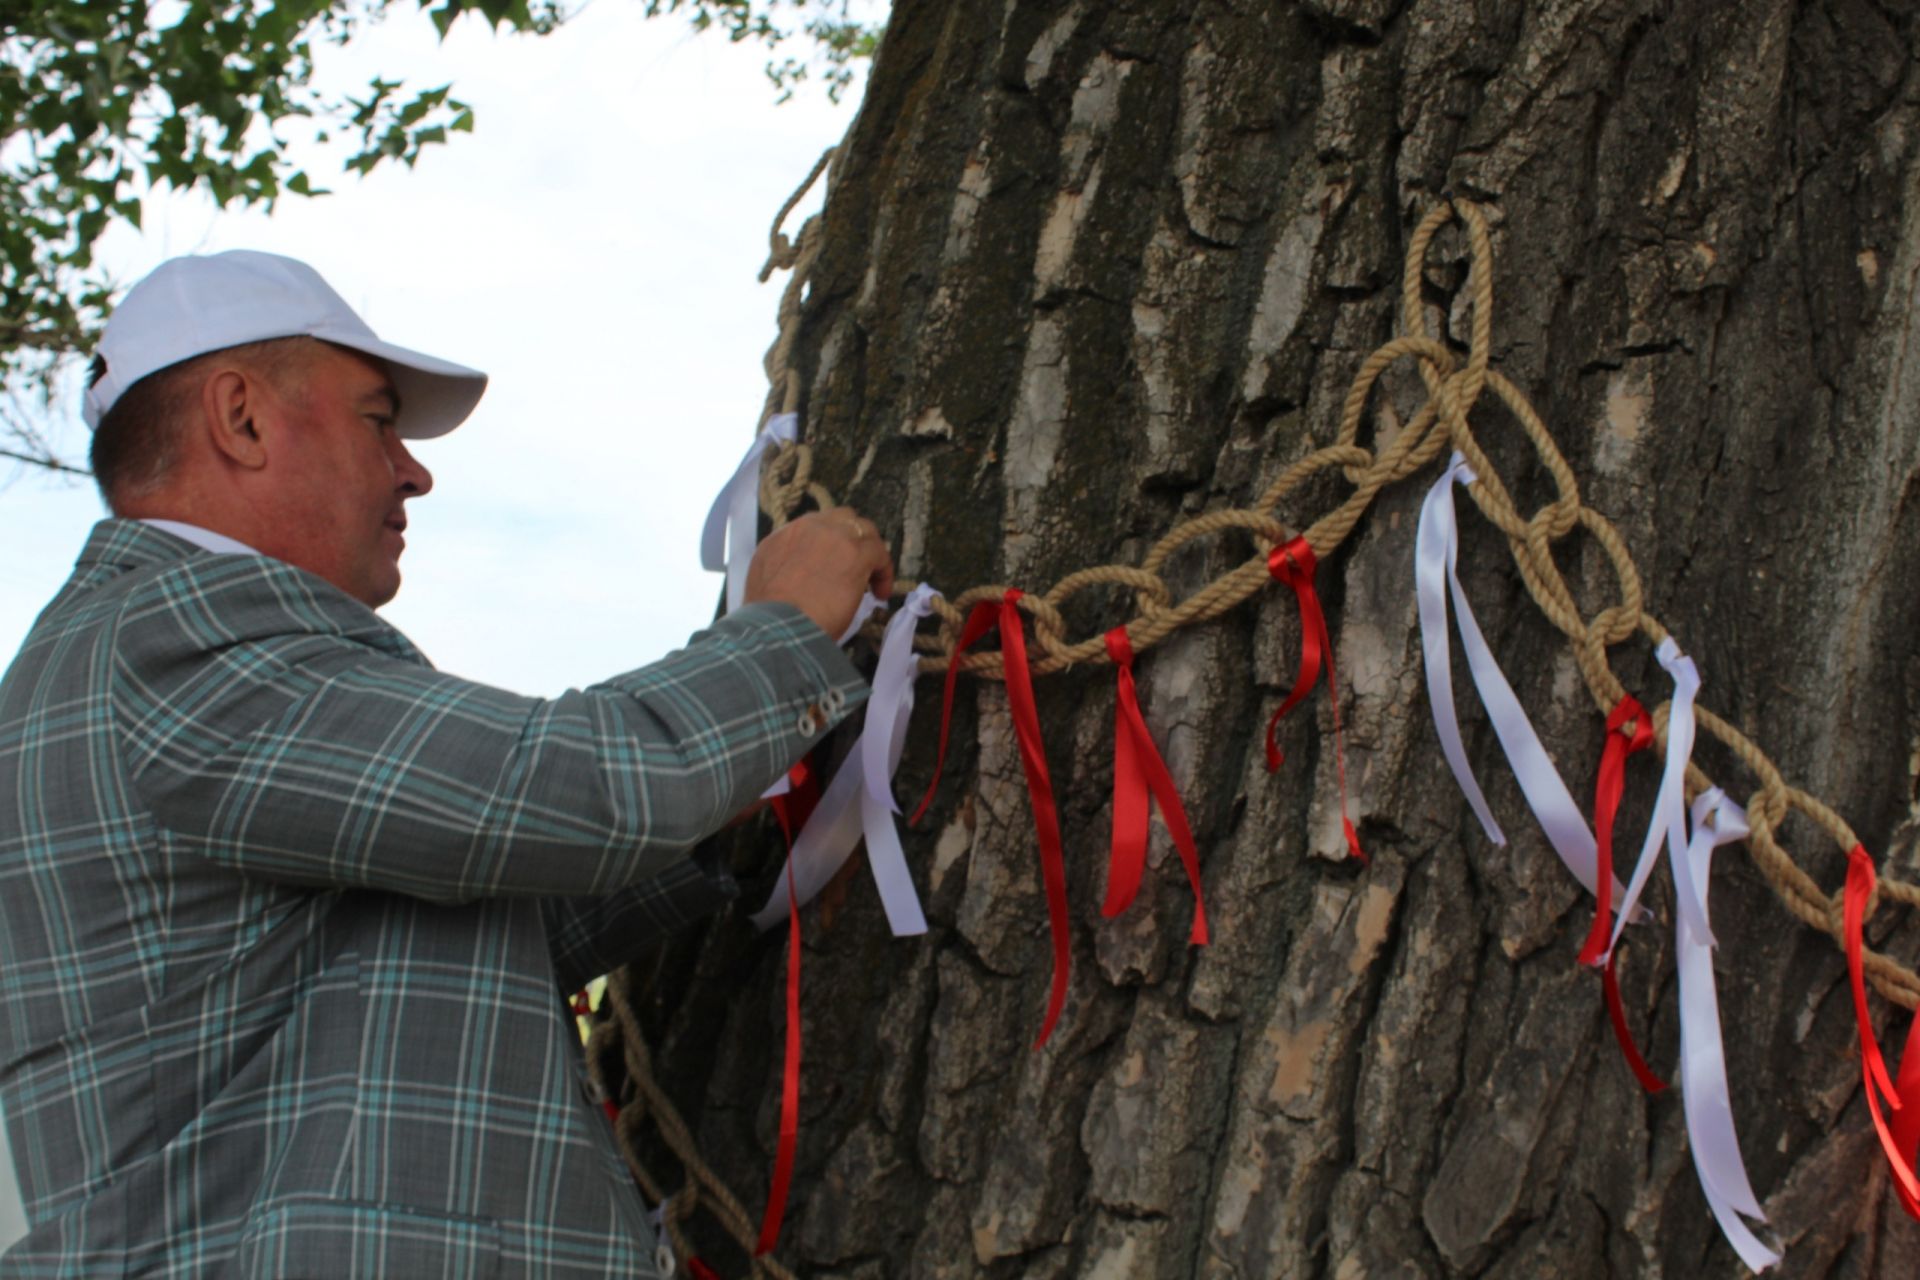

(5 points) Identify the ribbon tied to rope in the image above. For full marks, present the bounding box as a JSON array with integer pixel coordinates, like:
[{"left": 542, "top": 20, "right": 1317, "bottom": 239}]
[
  {"left": 1580, "top": 694, "right": 1662, "bottom": 1093},
  {"left": 914, "top": 590, "right": 1072, "bottom": 1047},
  {"left": 1103, "top": 626, "right": 1207, "bottom": 944},
  {"left": 1604, "top": 640, "right": 1703, "bottom": 960},
  {"left": 1580, "top": 695, "right": 1655, "bottom": 967},
  {"left": 701, "top": 411, "right": 799, "bottom": 614},
  {"left": 1414, "top": 455, "right": 1640, "bottom": 916},
  {"left": 1843, "top": 844, "right": 1920, "bottom": 1218},
  {"left": 1666, "top": 792, "right": 1781, "bottom": 1271},
  {"left": 751, "top": 587, "right": 935, "bottom": 933},
  {"left": 1589, "top": 641, "right": 1702, "bottom": 1095},
  {"left": 1263, "top": 536, "right": 1363, "bottom": 862}
]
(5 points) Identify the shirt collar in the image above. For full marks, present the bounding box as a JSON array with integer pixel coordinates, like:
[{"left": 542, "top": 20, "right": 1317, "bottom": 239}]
[{"left": 137, "top": 519, "right": 263, "bottom": 557}]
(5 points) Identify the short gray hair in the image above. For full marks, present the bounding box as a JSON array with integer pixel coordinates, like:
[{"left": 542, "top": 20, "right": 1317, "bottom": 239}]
[{"left": 89, "top": 336, "right": 316, "bottom": 508}]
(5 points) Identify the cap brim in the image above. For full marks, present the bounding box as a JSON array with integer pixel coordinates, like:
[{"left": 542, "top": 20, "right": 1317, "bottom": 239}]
[{"left": 316, "top": 332, "right": 488, "bottom": 440}]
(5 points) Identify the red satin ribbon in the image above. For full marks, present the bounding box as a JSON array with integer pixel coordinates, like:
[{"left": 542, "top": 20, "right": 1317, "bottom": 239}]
[
  {"left": 912, "top": 591, "right": 1072, "bottom": 1047},
  {"left": 1104, "top": 627, "right": 1208, "bottom": 945},
  {"left": 1577, "top": 696, "right": 1653, "bottom": 968},
  {"left": 686, "top": 1261, "right": 722, "bottom": 1280},
  {"left": 1897, "top": 1006, "right": 1920, "bottom": 1215},
  {"left": 1601, "top": 950, "right": 1668, "bottom": 1094},
  {"left": 1843, "top": 844, "right": 1920, "bottom": 1216},
  {"left": 1578, "top": 696, "right": 1662, "bottom": 1089},
  {"left": 1264, "top": 537, "right": 1364, "bottom": 862},
  {"left": 910, "top": 600, "right": 1004, "bottom": 825},
  {"left": 756, "top": 759, "right": 819, "bottom": 1256}
]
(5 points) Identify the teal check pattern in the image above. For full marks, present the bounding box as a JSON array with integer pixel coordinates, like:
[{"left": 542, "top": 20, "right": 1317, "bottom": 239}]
[{"left": 0, "top": 520, "right": 866, "bottom": 1278}]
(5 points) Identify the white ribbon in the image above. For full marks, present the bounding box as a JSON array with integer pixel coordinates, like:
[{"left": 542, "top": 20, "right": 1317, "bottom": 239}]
[
  {"left": 1674, "top": 790, "right": 1780, "bottom": 1271},
  {"left": 837, "top": 591, "right": 886, "bottom": 648},
  {"left": 1416, "top": 453, "right": 1507, "bottom": 846},
  {"left": 701, "top": 412, "right": 800, "bottom": 614},
  {"left": 752, "top": 586, "right": 939, "bottom": 935},
  {"left": 1416, "top": 454, "right": 1634, "bottom": 912},
  {"left": 1606, "top": 639, "right": 1704, "bottom": 959}
]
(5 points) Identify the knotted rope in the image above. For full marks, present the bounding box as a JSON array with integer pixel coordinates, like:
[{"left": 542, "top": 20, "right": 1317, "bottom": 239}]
[
  {"left": 602, "top": 163, "right": 1920, "bottom": 1274},
  {"left": 756, "top": 196, "right": 1920, "bottom": 1011}
]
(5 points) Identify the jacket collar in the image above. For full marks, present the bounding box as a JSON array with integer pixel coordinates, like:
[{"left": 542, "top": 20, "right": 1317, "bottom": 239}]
[
  {"left": 70, "top": 519, "right": 432, "bottom": 669},
  {"left": 73, "top": 518, "right": 212, "bottom": 572}
]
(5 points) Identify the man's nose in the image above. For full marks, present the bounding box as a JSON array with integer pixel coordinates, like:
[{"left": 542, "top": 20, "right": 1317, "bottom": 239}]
[{"left": 391, "top": 438, "right": 434, "bottom": 497}]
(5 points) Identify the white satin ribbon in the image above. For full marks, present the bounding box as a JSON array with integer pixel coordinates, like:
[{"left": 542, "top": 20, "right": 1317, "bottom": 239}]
[
  {"left": 1606, "top": 639, "right": 1704, "bottom": 959},
  {"left": 752, "top": 586, "right": 938, "bottom": 935},
  {"left": 1416, "top": 454, "right": 1634, "bottom": 913},
  {"left": 1416, "top": 453, "right": 1506, "bottom": 846},
  {"left": 837, "top": 591, "right": 886, "bottom": 648},
  {"left": 701, "top": 412, "right": 800, "bottom": 614},
  {"left": 1674, "top": 790, "right": 1779, "bottom": 1271}
]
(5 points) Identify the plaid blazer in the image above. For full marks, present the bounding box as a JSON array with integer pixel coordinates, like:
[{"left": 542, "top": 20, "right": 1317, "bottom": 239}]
[{"left": 0, "top": 520, "right": 865, "bottom": 1278}]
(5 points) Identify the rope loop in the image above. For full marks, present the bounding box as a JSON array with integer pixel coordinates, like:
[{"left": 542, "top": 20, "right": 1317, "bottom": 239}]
[
  {"left": 1018, "top": 591, "right": 1072, "bottom": 662},
  {"left": 759, "top": 147, "right": 836, "bottom": 283}
]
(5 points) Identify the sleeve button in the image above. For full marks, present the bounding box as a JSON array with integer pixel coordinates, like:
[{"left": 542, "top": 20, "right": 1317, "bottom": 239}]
[
  {"left": 797, "top": 710, "right": 819, "bottom": 738},
  {"left": 825, "top": 687, "right": 847, "bottom": 713}
]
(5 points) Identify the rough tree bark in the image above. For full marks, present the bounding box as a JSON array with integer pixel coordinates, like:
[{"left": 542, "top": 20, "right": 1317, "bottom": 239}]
[{"left": 620, "top": 2, "right": 1920, "bottom": 1276}]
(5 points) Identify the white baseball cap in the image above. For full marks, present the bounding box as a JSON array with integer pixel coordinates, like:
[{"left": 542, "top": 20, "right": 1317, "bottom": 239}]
[{"left": 83, "top": 250, "right": 488, "bottom": 439}]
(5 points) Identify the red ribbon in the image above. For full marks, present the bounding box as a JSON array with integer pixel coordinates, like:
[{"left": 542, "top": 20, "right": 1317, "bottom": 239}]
[
  {"left": 1577, "top": 696, "right": 1653, "bottom": 968},
  {"left": 686, "top": 1261, "right": 722, "bottom": 1280},
  {"left": 1264, "top": 537, "right": 1364, "bottom": 862},
  {"left": 1843, "top": 844, "right": 1920, "bottom": 1216},
  {"left": 1897, "top": 1006, "right": 1920, "bottom": 1215},
  {"left": 1895, "top": 1008, "right": 1920, "bottom": 1220},
  {"left": 1578, "top": 696, "right": 1662, "bottom": 1089},
  {"left": 910, "top": 600, "right": 1004, "bottom": 825},
  {"left": 1103, "top": 627, "right": 1208, "bottom": 945},
  {"left": 755, "top": 758, "right": 820, "bottom": 1256},
  {"left": 1601, "top": 950, "right": 1668, "bottom": 1094},
  {"left": 913, "top": 591, "right": 1072, "bottom": 1048}
]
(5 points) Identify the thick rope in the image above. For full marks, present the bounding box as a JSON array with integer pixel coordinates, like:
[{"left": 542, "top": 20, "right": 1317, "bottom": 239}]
[
  {"left": 757, "top": 196, "right": 1920, "bottom": 1011},
  {"left": 587, "top": 969, "right": 799, "bottom": 1280},
  {"left": 758, "top": 147, "right": 836, "bottom": 422},
  {"left": 602, "top": 166, "right": 1920, "bottom": 1273}
]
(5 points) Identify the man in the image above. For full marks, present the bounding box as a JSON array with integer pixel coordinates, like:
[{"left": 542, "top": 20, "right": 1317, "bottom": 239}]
[{"left": 0, "top": 251, "right": 891, "bottom": 1277}]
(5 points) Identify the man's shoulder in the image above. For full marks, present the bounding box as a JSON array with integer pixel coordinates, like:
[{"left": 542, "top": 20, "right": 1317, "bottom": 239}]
[{"left": 19, "top": 520, "right": 425, "bottom": 675}]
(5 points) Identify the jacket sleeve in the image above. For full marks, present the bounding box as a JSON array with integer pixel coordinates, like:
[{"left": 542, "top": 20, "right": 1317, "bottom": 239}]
[
  {"left": 115, "top": 555, "right": 865, "bottom": 904},
  {"left": 538, "top": 848, "right": 738, "bottom": 995}
]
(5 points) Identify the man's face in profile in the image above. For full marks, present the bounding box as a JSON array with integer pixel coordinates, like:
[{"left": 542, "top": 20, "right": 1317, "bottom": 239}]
[{"left": 263, "top": 343, "right": 434, "bottom": 608}]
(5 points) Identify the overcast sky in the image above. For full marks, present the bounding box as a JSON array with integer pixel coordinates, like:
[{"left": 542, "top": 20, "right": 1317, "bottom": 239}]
[
  {"left": 0, "top": 3, "right": 873, "bottom": 1246},
  {"left": 0, "top": 3, "right": 870, "bottom": 696}
]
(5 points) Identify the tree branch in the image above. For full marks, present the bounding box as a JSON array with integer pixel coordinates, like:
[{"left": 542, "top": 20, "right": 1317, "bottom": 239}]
[{"left": 0, "top": 445, "right": 89, "bottom": 477}]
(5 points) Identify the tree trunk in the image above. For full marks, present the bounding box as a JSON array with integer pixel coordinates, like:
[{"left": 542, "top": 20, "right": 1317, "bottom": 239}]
[{"left": 619, "top": 2, "right": 1920, "bottom": 1276}]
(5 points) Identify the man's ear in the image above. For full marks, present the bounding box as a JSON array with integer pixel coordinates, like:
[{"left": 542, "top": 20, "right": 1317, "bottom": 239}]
[{"left": 200, "top": 366, "right": 270, "bottom": 471}]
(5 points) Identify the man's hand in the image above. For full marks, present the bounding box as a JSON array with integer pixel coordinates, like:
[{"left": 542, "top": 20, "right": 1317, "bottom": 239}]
[{"left": 744, "top": 508, "right": 896, "bottom": 640}]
